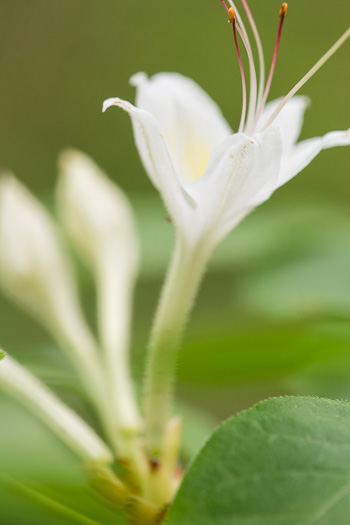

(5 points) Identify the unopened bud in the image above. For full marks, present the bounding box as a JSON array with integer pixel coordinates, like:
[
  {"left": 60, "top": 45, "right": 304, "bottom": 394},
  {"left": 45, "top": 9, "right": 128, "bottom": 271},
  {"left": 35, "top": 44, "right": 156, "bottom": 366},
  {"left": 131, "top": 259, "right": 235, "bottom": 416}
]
[
  {"left": 57, "top": 149, "right": 139, "bottom": 276},
  {"left": 0, "top": 174, "right": 82, "bottom": 335}
]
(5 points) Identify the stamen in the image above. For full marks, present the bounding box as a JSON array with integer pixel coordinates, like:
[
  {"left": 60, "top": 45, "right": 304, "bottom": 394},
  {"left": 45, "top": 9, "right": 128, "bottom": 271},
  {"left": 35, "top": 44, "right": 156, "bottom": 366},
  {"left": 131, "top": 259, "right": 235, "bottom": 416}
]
[
  {"left": 239, "top": 0, "right": 266, "bottom": 120},
  {"left": 262, "top": 26, "right": 350, "bottom": 131},
  {"left": 221, "top": 0, "right": 258, "bottom": 133},
  {"left": 229, "top": 1, "right": 258, "bottom": 135},
  {"left": 255, "top": 3, "right": 288, "bottom": 128},
  {"left": 232, "top": 16, "right": 247, "bottom": 133},
  {"left": 219, "top": 0, "right": 230, "bottom": 16}
]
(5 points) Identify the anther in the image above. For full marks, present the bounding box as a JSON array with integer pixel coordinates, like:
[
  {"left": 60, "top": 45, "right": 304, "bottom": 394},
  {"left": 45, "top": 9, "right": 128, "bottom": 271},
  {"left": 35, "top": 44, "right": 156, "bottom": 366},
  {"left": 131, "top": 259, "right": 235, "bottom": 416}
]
[
  {"left": 228, "top": 7, "right": 236, "bottom": 24},
  {"left": 279, "top": 3, "right": 288, "bottom": 18}
]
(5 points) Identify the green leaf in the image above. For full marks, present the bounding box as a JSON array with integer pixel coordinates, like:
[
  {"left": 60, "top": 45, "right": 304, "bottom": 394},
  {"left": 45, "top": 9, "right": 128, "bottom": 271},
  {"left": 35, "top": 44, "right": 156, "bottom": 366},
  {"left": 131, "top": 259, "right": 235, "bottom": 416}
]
[
  {"left": 0, "top": 351, "right": 5, "bottom": 360},
  {"left": 243, "top": 254, "right": 350, "bottom": 320},
  {"left": 3, "top": 478, "right": 102, "bottom": 525},
  {"left": 0, "top": 399, "right": 125, "bottom": 524},
  {"left": 175, "top": 402, "right": 217, "bottom": 461},
  {"left": 166, "top": 396, "right": 350, "bottom": 525},
  {"left": 178, "top": 322, "right": 349, "bottom": 384}
]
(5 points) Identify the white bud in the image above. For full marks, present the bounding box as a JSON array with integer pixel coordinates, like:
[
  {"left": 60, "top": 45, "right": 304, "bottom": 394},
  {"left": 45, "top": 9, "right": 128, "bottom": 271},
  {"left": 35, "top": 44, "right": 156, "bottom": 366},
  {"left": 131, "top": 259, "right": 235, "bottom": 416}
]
[
  {"left": 0, "top": 353, "right": 113, "bottom": 464},
  {"left": 57, "top": 150, "right": 141, "bottom": 439},
  {"left": 0, "top": 174, "right": 107, "bottom": 421},
  {"left": 0, "top": 174, "right": 79, "bottom": 332},
  {"left": 57, "top": 149, "right": 139, "bottom": 277}
]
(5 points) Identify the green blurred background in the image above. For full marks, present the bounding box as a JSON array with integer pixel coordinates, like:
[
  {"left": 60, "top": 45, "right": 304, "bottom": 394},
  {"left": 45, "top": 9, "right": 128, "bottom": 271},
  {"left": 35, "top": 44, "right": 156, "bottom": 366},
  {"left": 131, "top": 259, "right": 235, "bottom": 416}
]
[{"left": 0, "top": 0, "right": 349, "bottom": 522}]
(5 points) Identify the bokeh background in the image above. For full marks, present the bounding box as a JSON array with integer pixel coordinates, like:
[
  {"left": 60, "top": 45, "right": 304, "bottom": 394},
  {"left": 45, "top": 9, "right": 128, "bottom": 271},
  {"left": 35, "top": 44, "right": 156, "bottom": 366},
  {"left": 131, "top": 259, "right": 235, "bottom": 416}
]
[{"left": 0, "top": 0, "right": 349, "bottom": 522}]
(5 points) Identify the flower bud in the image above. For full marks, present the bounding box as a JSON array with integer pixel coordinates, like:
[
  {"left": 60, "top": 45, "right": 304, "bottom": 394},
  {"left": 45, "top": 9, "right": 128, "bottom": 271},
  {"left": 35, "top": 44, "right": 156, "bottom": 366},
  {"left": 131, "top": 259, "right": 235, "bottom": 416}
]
[
  {"left": 57, "top": 149, "right": 139, "bottom": 277},
  {"left": 0, "top": 353, "right": 113, "bottom": 464},
  {"left": 0, "top": 174, "right": 80, "bottom": 333},
  {"left": 0, "top": 174, "right": 105, "bottom": 409},
  {"left": 57, "top": 150, "right": 141, "bottom": 438}
]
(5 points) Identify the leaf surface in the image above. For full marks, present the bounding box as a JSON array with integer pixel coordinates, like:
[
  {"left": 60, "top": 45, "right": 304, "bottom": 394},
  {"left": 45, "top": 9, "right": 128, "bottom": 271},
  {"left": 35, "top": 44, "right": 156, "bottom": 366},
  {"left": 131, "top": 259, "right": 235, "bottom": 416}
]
[{"left": 166, "top": 397, "right": 350, "bottom": 525}]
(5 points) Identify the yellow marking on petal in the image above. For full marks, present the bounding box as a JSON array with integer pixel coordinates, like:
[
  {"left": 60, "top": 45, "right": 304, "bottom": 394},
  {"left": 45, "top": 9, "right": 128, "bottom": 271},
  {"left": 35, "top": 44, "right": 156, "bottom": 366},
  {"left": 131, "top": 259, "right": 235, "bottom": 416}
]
[
  {"left": 165, "top": 131, "right": 212, "bottom": 183},
  {"left": 183, "top": 137, "right": 212, "bottom": 183}
]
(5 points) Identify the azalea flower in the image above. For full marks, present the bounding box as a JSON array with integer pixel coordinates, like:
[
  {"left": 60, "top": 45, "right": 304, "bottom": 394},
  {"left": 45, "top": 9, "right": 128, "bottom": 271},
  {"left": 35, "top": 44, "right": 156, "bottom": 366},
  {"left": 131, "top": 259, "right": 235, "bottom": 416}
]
[{"left": 103, "top": 3, "right": 350, "bottom": 456}]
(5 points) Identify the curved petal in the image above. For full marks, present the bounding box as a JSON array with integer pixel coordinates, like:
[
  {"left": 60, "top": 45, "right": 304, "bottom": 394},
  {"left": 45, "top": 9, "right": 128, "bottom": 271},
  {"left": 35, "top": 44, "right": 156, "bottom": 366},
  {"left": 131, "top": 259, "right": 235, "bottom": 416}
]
[
  {"left": 279, "top": 129, "right": 350, "bottom": 186},
  {"left": 259, "top": 96, "right": 310, "bottom": 152},
  {"left": 185, "top": 127, "right": 283, "bottom": 244},
  {"left": 103, "top": 97, "right": 193, "bottom": 230},
  {"left": 130, "top": 72, "right": 232, "bottom": 184}
]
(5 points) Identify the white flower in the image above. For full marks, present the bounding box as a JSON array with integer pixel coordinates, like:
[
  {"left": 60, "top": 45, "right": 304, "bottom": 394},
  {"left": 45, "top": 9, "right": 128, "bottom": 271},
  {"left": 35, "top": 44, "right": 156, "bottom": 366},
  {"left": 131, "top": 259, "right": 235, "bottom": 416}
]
[
  {"left": 103, "top": 27, "right": 350, "bottom": 253},
  {"left": 103, "top": 16, "right": 350, "bottom": 454}
]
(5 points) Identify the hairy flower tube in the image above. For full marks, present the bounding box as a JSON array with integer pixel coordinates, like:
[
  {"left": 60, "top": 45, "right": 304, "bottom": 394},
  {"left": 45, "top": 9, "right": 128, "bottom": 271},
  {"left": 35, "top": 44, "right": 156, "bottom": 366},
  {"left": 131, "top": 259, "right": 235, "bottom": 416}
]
[{"left": 103, "top": 4, "right": 350, "bottom": 455}]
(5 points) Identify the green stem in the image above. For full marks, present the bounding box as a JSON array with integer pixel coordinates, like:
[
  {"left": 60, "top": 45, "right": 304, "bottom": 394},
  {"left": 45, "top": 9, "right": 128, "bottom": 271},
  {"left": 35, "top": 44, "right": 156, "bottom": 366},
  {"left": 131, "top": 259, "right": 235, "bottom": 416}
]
[{"left": 143, "top": 236, "right": 210, "bottom": 456}]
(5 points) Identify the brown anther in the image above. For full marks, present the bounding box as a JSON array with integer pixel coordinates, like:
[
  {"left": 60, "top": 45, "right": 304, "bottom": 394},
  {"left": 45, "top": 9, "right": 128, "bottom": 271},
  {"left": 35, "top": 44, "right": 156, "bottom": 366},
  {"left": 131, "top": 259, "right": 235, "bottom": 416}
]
[
  {"left": 149, "top": 458, "right": 161, "bottom": 473},
  {"left": 279, "top": 3, "right": 288, "bottom": 18},
  {"left": 228, "top": 7, "right": 236, "bottom": 24}
]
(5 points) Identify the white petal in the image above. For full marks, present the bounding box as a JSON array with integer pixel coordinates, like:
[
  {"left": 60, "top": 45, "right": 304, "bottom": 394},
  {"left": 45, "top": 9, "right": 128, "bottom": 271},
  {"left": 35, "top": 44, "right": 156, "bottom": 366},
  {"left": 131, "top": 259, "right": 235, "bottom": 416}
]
[
  {"left": 130, "top": 72, "right": 232, "bottom": 184},
  {"left": 0, "top": 354, "right": 113, "bottom": 464},
  {"left": 279, "top": 129, "right": 350, "bottom": 186},
  {"left": 103, "top": 97, "right": 193, "bottom": 230},
  {"left": 185, "top": 127, "right": 283, "bottom": 244},
  {"left": 259, "top": 96, "right": 310, "bottom": 151}
]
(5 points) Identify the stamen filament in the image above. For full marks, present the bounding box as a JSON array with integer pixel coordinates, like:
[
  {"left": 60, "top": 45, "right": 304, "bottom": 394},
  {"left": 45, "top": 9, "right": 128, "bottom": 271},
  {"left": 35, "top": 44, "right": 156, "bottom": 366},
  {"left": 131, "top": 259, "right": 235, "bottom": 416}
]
[
  {"left": 231, "top": 13, "right": 247, "bottom": 133},
  {"left": 239, "top": 0, "right": 266, "bottom": 118},
  {"left": 262, "top": 26, "right": 350, "bottom": 131},
  {"left": 255, "top": 3, "right": 288, "bottom": 128},
  {"left": 229, "top": 1, "right": 258, "bottom": 134},
  {"left": 219, "top": 0, "right": 230, "bottom": 15}
]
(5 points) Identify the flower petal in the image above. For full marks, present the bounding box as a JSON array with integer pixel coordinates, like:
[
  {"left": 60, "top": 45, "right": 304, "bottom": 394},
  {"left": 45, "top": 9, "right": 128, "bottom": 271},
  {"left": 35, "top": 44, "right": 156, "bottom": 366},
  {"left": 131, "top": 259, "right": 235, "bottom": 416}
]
[
  {"left": 103, "top": 97, "right": 192, "bottom": 230},
  {"left": 185, "top": 127, "right": 283, "bottom": 244},
  {"left": 259, "top": 96, "right": 310, "bottom": 151},
  {"left": 279, "top": 129, "right": 350, "bottom": 186},
  {"left": 130, "top": 72, "right": 232, "bottom": 184}
]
